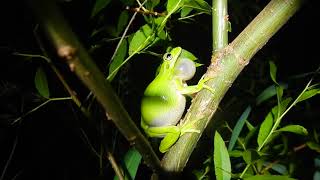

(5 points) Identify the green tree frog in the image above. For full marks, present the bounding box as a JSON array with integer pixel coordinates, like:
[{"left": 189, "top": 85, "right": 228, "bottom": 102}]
[{"left": 140, "top": 47, "right": 213, "bottom": 153}]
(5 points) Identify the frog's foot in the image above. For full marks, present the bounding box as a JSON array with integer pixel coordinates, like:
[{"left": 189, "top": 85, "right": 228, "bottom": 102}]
[
  {"left": 198, "top": 76, "right": 215, "bottom": 94},
  {"left": 159, "top": 132, "right": 180, "bottom": 153},
  {"left": 180, "top": 120, "right": 200, "bottom": 135}
]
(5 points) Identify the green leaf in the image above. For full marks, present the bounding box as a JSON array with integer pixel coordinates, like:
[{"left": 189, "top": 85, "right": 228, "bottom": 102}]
[
  {"left": 214, "top": 131, "right": 231, "bottom": 180},
  {"left": 180, "top": 48, "right": 198, "bottom": 61},
  {"left": 154, "top": 17, "right": 166, "bottom": 28},
  {"left": 117, "top": 11, "right": 129, "bottom": 35},
  {"left": 272, "top": 97, "right": 292, "bottom": 120},
  {"left": 306, "top": 141, "right": 320, "bottom": 153},
  {"left": 119, "top": 0, "right": 135, "bottom": 6},
  {"left": 244, "top": 126, "right": 258, "bottom": 147},
  {"left": 269, "top": 61, "right": 278, "bottom": 84},
  {"left": 314, "top": 171, "right": 320, "bottom": 180},
  {"left": 184, "top": 0, "right": 212, "bottom": 14},
  {"left": 228, "top": 150, "right": 243, "bottom": 157},
  {"left": 245, "top": 120, "right": 255, "bottom": 131},
  {"left": 129, "top": 24, "right": 154, "bottom": 55},
  {"left": 180, "top": 7, "right": 193, "bottom": 17},
  {"left": 167, "top": 0, "right": 184, "bottom": 14},
  {"left": 257, "top": 97, "right": 292, "bottom": 148},
  {"left": 192, "top": 166, "right": 210, "bottom": 180},
  {"left": 108, "top": 40, "right": 128, "bottom": 81},
  {"left": 105, "top": 26, "right": 118, "bottom": 37},
  {"left": 296, "top": 88, "right": 320, "bottom": 103},
  {"left": 242, "top": 149, "right": 260, "bottom": 165},
  {"left": 243, "top": 175, "right": 296, "bottom": 180},
  {"left": 34, "top": 67, "right": 50, "bottom": 98},
  {"left": 257, "top": 111, "right": 274, "bottom": 147},
  {"left": 228, "top": 106, "right": 251, "bottom": 151},
  {"left": 114, "top": 148, "right": 142, "bottom": 180},
  {"left": 277, "top": 125, "right": 308, "bottom": 136},
  {"left": 314, "top": 157, "right": 320, "bottom": 167},
  {"left": 192, "top": 169, "right": 206, "bottom": 180},
  {"left": 145, "top": 0, "right": 160, "bottom": 10},
  {"left": 276, "top": 85, "right": 283, "bottom": 103},
  {"left": 263, "top": 162, "right": 288, "bottom": 175},
  {"left": 91, "top": 0, "right": 111, "bottom": 18},
  {"left": 277, "top": 97, "right": 292, "bottom": 115},
  {"left": 152, "top": 17, "right": 168, "bottom": 37},
  {"left": 256, "top": 84, "right": 288, "bottom": 105}
]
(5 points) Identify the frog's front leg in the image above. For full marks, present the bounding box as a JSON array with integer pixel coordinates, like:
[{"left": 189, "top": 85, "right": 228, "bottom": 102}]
[{"left": 177, "top": 77, "right": 215, "bottom": 95}]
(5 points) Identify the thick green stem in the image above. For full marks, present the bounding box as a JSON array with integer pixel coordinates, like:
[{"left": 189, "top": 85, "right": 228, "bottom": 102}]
[
  {"left": 212, "top": 0, "right": 228, "bottom": 52},
  {"left": 27, "top": 0, "right": 161, "bottom": 172},
  {"left": 161, "top": 0, "right": 303, "bottom": 172}
]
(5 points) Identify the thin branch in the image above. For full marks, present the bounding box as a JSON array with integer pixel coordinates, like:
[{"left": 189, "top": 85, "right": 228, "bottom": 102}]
[
  {"left": 212, "top": 0, "right": 228, "bottom": 52},
  {"left": 106, "top": 151, "right": 124, "bottom": 180},
  {"left": 108, "top": 2, "right": 144, "bottom": 67},
  {"left": 11, "top": 97, "right": 72, "bottom": 124},
  {"left": 0, "top": 135, "right": 18, "bottom": 180},
  {"left": 27, "top": 0, "right": 161, "bottom": 172}
]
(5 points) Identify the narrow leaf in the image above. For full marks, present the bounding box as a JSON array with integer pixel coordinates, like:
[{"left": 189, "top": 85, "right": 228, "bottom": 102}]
[
  {"left": 167, "top": 0, "right": 184, "bottom": 14},
  {"left": 145, "top": 0, "right": 160, "bottom": 9},
  {"left": 180, "top": 48, "right": 198, "bottom": 61},
  {"left": 314, "top": 157, "right": 320, "bottom": 167},
  {"left": 257, "top": 112, "right": 274, "bottom": 147},
  {"left": 276, "top": 85, "right": 283, "bottom": 102},
  {"left": 91, "top": 0, "right": 111, "bottom": 18},
  {"left": 243, "top": 175, "right": 296, "bottom": 180},
  {"left": 119, "top": 0, "right": 135, "bottom": 6},
  {"left": 245, "top": 120, "right": 255, "bottom": 131},
  {"left": 277, "top": 125, "right": 308, "bottom": 136},
  {"left": 184, "top": 0, "right": 212, "bottom": 14},
  {"left": 34, "top": 67, "right": 50, "bottom": 98},
  {"left": 153, "top": 17, "right": 167, "bottom": 38},
  {"left": 228, "top": 150, "right": 243, "bottom": 158},
  {"left": 108, "top": 40, "right": 128, "bottom": 81},
  {"left": 269, "top": 61, "right": 278, "bottom": 84},
  {"left": 257, "top": 97, "right": 292, "bottom": 149},
  {"left": 129, "top": 24, "right": 154, "bottom": 55},
  {"left": 244, "top": 126, "right": 258, "bottom": 147},
  {"left": 228, "top": 106, "right": 251, "bottom": 151},
  {"left": 117, "top": 11, "right": 129, "bottom": 35},
  {"left": 314, "top": 171, "right": 320, "bottom": 180},
  {"left": 214, "top": 131, "right": 231, "bottom": 180},
  {"left": 256, "top": 84, "right": 288, "bottom": 105},
  {"left": 114, "top": 148, "right": 142, "bottom": 180},
  {"left": 263, "top": 162, "right": 288, "bottom": 175},
  {"left": 306, "top": 141, "right": 320, "bottom": 153},
  {"left": 180, "top": 7, "right": 193, "bottom": 17},
  {"left": 277, "top": 97, "right": 293, "bottom": 115},
  {"left": 242, "top": 150, "right": 259, "bottom": 165},
  {"left": 296, "top": 88, "right": 320, "bottom": 103}
]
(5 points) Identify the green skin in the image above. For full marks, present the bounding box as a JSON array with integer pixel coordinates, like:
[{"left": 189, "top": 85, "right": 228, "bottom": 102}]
[{"left": 141, "top": 47, "right": 213, "bottom": 153}]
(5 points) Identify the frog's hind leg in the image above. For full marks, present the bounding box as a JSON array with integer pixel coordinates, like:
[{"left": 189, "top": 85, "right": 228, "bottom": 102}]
[
  {"left": 143, "top": 125, "right": 181, "bottom": 153},
  {"left": 159, "top": 131, "right": 180, "bottom": 153}
]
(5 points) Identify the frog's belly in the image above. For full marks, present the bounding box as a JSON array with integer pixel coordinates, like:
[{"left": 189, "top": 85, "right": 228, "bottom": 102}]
[{"left": 147, "top": 94, "right": 186, "bottom": 127}]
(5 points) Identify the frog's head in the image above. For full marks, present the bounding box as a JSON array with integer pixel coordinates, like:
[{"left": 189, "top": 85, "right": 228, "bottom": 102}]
[{"left": 160, "top": 47, "right": 182, "bottom": 75}]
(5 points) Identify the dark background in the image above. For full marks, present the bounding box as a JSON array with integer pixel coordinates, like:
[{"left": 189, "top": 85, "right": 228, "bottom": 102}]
[{"left": 0, "top": 0, "right": 319, "bottom": 179}]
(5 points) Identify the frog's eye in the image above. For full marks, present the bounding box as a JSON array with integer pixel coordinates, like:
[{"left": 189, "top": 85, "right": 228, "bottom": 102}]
[{"left": 164, "top": 53, "right": 172, "bottom": 61}]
